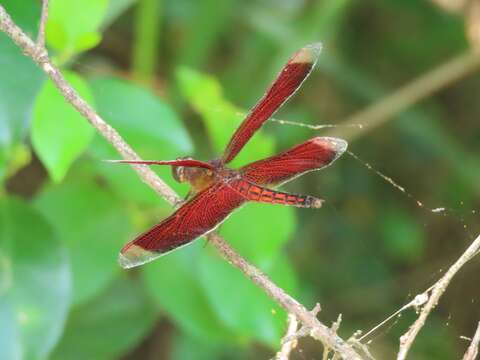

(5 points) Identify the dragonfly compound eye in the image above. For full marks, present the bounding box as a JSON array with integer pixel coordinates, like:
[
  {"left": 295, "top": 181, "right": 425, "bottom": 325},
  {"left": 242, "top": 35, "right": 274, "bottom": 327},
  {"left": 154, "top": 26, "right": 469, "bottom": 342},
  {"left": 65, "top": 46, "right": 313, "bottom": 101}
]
[{"left": 172, "top": 166, "right": 186, "bottom": 183}]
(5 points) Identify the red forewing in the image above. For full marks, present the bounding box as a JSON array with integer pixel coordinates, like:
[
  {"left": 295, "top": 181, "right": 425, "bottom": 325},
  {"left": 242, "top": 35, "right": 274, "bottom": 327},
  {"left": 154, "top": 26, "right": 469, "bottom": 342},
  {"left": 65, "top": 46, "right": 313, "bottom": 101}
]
[
  {"left": 119, "top": 181, "right": 246, "bottom": 268},
  {"left": 222, "top": 43, "right": 322, "bottom": 164},
  {"left": 241, "top": 137, "right": 347, "bottom": 186}
]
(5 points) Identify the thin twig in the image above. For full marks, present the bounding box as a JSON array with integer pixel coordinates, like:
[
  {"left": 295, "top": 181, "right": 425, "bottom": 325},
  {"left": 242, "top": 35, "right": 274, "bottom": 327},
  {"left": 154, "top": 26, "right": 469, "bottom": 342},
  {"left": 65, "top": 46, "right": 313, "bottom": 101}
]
[
  {"left": 276, "top": 314, "right": 299, "bottom": 360},
  {"left": 281, "top": 304, "right": 321, "bottom": 344},
  {"left": 326, "top": 51, "right": 480, "bottom": 142},
  {"left": 397, "top": 234, "right": 480, "bottom": 360},
  {"left": 0, "top": 5, "right": 363, "bottom": 360},
  {"left": 348, "top": 334, "right": 377, "bottom": 360},
  {"left": 359, "top": 290, "right": 430, "bottom": 342},
  {"left": 324, "top": 314, "right": 343, "bottom": 360},
  {"left": 463, "top": 322, "right": 480, "bottom": 360},
  {"left": 36, "top": 0, "right": 48, "bottom": 49}
]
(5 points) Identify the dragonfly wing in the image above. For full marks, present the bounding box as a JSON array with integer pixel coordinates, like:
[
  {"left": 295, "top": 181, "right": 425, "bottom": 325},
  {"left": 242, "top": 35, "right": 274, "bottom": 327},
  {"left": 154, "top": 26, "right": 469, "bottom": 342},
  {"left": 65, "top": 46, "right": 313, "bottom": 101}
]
[
  {"left": 241, "top": 137, "right": 347, "bottom": 186},
  {"left": 119, "top": 181, "right": 246, "bottom": 268},
  {"left": 222, "top": 43, "right": 322, "bottom": 164}
]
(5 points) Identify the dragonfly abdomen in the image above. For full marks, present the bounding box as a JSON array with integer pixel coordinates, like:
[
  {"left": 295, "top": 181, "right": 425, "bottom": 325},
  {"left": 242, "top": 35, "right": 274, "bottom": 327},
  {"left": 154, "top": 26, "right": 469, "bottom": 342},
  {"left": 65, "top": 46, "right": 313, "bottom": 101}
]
[{"left": 234, "top": 180, "right": 323, "bottom": 208}]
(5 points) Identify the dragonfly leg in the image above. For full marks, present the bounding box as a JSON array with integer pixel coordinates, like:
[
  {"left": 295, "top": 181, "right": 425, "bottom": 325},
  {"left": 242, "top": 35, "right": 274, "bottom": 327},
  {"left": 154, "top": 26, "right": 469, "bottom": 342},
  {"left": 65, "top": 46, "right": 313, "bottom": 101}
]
[{"left": 173, "top": 190, "right": 196, "bottom": 209}]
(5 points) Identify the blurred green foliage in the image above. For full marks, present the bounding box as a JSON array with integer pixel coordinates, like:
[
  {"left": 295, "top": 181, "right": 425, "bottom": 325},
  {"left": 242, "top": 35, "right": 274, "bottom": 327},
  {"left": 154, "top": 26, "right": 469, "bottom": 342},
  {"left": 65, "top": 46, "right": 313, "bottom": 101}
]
[
  {"left": 0, "top": 197, "right": 70, "bottom": 359},
  {"left": 0, "top": 0, "right": 479, "bottom": 359},
  {"left": 47, "top": 0, "right": 109, "bottom": 60},
  {"left": 32, "top": 72, "right": 95, "bottom": 182},
  {"left": 89, "top": 76, "right": 192, "bottom": 204},
  {"left": 0, "top": 1, "right": 44, "bottom": 182}
]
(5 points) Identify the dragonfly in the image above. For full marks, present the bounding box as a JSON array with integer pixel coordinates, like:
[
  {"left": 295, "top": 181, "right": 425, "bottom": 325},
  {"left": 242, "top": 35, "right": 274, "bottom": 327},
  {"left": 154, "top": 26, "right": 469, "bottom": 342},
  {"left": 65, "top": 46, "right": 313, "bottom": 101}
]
[{"left": 110, "top": 43, "right": 347, "bottom": 269}]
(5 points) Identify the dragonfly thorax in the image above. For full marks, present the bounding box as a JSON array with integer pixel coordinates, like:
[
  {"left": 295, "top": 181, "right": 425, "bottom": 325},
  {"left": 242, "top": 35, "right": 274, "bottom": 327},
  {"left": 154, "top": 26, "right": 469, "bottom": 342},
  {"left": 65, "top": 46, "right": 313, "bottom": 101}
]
[
  {"left": 171, "top": 161, "right": 212, "bottom": 193},
  {"left": 172, "top": 157, "right": 241, "bottom": 193}
]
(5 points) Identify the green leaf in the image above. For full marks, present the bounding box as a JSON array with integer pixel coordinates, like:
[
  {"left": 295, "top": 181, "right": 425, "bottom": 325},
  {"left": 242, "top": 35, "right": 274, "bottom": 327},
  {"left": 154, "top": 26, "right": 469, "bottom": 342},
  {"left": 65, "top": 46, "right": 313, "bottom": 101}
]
[
  {"left": 50, "top": 276, "right": 156, "bottom": 360},
  {"left": 34, "top": 181, "right": 133, "bottom": 306},
  {"left": 75, "top": 32, "right": 102, "bottom": 53},
  {"left": 0, "top": 197, "right": 71, "bottom": 360},
  {"left": 90, "top": 77, "right": 192, "bottom": 155},
  {"left": 198, "top": 248, "right": 297, "bottom": 347},
  {"left": 221, "top": 202, "right": 296, "bottom": 266},
  {"left": 46, "top": 0, "right": 108, "bottom": 57},
  {"left": 0, "top": 0, "right": 44, "bottom": 182},
  {"left": 89, "top": 76, "right": 193, "bottom": 205},
  {"left": 176, "top": 67, "right": 274, "bottom": 168},
  {"left": 142, "top": 241, "right": 234, "bottom": 342},
  {"left": 31, "top": 72, "right": 95, "bottom": 182}
]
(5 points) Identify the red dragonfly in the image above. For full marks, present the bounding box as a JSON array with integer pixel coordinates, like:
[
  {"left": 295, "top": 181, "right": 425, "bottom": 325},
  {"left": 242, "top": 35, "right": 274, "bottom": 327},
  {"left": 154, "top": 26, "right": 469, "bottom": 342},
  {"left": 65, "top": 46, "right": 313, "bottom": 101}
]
[{"left": 111, "top": 43, "right": 347, "bottom": 268}]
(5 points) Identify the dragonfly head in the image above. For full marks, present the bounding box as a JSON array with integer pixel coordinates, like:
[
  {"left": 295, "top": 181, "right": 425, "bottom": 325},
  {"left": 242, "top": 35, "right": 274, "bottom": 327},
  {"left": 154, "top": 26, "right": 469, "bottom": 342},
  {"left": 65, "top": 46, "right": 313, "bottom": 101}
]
[{"left": 172, "top": 157, "right": 215, "bottom": 192}]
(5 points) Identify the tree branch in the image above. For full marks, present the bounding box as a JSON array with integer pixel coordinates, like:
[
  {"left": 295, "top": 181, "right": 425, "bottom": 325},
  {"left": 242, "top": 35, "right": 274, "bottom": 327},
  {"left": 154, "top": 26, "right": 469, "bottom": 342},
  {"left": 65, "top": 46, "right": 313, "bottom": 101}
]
[
  {"left": 36, "top": 0, "right": 48, "bottom": 49},
  {"left": 275, "top": 314, "right": 299, "bottom": 360},
  {"left": 397, "top": 234, "right": 480, "bottom": 360},
  {"left": 0, "top": 5, "right": 363, "bottom": 360},
  {"left": 463, "top": 322, "right": 480, "bottom": 360}
]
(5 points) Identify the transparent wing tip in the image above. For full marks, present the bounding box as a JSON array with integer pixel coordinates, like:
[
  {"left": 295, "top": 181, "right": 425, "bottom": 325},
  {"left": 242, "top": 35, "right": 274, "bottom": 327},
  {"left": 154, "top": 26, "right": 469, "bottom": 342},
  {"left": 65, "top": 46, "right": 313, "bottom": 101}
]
[
  {"left": 313, "top": 137, "right": 348, "bottom": 161},
  {"left": 118, "top": 244, "right": 161, "bottom": 269},
  {"left": 292, "top": 43, "right": 323, "bottom": 64},
  {"left": 326, "top": 137, "right": 348, "bottom": 156}
]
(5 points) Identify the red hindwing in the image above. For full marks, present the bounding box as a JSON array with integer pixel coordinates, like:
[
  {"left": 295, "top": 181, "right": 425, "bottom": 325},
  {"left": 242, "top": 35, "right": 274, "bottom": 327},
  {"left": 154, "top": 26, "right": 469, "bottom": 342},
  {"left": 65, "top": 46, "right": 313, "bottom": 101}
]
[
  {"left": 241, "top": 137, "right": 347, "bottom": 186},
  {"left": 119, "top": 181, "right": 246, "bottom": 268}
]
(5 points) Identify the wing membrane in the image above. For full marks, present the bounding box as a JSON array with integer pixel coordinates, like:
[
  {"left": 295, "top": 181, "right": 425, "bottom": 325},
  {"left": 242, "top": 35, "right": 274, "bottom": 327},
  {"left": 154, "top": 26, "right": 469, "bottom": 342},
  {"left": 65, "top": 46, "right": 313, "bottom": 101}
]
[
  {"left": 222, "top": 43, "right": 322, "bottom": 164},
  {"left": 241, "top": 137, "right": 347, "bottom": 186},
  {"left": 119, "top": 181, "right": 246, "bottom": 268}
]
